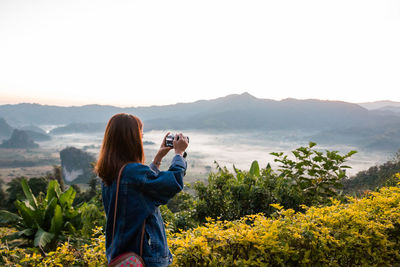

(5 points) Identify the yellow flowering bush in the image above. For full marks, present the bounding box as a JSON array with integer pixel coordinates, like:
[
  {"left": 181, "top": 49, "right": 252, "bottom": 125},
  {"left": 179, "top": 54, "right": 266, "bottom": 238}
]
[
  {"left": 169, "top": 184, "right": 400, "bottom": 266},
  {"left": 82, "top": 226, "right": 107, "bottom": 266},
  {"left": 1, "top": 179, "right": 399, "bottom": 266},
  {"left": 0, "top": 227, "right": 107, "bottom": 266}
]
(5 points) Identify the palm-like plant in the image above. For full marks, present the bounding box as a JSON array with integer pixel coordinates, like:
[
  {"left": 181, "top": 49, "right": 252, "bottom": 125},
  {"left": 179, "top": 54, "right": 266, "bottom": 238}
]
[{"left": 0, "top": 179, "right": 82, "bottom": 251}]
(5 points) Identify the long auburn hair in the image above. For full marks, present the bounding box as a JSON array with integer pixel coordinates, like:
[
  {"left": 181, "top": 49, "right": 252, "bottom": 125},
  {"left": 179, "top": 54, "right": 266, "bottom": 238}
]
[{"left": 95, "top": 113, "right": 145, "bottom": 186}]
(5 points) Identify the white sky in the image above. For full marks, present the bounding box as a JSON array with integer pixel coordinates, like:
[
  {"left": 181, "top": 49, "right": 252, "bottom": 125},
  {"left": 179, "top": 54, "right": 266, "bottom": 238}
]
[{"left": 0, "top": 0, "right": 399, "bottom": 107}]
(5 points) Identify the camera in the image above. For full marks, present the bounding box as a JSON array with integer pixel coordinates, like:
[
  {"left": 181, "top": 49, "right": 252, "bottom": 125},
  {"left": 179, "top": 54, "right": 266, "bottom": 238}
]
[{"left": 165, "top": 134, "right": 189, "bottom": 148}]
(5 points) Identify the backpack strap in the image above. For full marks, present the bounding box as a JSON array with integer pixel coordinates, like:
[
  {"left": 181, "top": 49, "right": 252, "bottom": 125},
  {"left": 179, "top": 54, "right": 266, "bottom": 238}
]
[{"left": 111, "top": 163, "right": 146, "bottom": 257}]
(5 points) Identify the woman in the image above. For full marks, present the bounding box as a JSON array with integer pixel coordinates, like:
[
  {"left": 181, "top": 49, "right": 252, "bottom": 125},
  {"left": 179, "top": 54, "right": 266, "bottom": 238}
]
[{"left": 95, "top": 113, "right": 188, "bottom": 267}]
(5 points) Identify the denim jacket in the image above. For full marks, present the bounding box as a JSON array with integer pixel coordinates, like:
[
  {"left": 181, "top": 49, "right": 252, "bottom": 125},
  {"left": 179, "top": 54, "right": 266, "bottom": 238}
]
[{"left": 102, "top": 154, "right": 187, "bottom": 267}]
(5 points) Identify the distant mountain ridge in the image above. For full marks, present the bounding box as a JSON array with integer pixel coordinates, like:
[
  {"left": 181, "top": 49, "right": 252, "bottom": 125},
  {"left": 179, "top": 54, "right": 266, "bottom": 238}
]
[
  {"left": 358, "top": 101, "right": 400, "bottom": 117},
  {"left": 0, "top": 93, "right": 394, "bottom": 129},
  {"left": 1, "top": 93, "right": 400, "bottom": 152},
  {"left": 0, "top": 117, "right": 51, "bottom": 141},
  {"left": 358, "top": 100, "right": 400, "bottom": 110}
]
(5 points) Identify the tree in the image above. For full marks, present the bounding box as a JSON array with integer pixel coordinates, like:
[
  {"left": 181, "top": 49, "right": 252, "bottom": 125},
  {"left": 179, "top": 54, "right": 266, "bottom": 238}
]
[
  {"left": 192, "top": 143, "right": 357, "bottom": 223},
  {"left": 271, "top": 142, "right": 356, "bottom": 207}
]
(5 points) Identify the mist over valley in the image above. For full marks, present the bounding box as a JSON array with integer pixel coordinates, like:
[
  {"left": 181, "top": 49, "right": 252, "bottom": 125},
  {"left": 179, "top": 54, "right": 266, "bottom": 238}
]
[{"left": 1, "top": 93, "right": 399, "bottom": 184}]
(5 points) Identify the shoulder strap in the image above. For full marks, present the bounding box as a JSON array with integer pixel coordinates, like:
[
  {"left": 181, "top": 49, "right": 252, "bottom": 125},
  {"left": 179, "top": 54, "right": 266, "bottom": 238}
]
[{"left": 111, "top": 163, "right": 146, "bottom": 257}]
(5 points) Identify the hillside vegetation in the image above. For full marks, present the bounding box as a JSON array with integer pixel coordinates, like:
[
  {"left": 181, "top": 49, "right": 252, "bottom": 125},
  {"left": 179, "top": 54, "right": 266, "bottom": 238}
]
[
  {"left": 169, "top": 182, "right": 400, "bottom": 266},
  {"left": 0, "top": 144, "right": 399, "bottom": 266},
  {"left": 343, "top": 152, "right": 400, "bottom": 194},
  {"left": 1, "top": 179, "right": 399, "bottom": 266}
]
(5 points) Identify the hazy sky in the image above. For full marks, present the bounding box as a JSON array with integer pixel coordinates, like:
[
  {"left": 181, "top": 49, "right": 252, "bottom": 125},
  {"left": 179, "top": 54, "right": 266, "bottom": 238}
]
[{"left": 1, "top": 0, "right": 399, "bottom": 107}]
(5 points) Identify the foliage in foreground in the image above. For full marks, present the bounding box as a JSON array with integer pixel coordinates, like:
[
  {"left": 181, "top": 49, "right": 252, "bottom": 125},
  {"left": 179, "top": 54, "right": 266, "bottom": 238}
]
[
  {"left": 0, "top": 179, "right": 104, "bottom": 251},
  {"left": 2, "top": 166, "right": 63, "bottom": 214},
  {"left": 0, "top": 226, "right": 106, "bottom": 266},
  {"left": 194, "top": 142, "right": 356, "bottom": 223},
  {"left": 169, "top": 181, "right": 400, "bottom": 266},
  {"left": 1, "top": 178, "right": 399, "bottom": 266}
]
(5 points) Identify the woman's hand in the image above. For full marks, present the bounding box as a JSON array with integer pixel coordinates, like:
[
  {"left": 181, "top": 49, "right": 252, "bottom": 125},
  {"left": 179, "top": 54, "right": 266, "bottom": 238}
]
[
  {"left": 153, "top": 132, "right": 173, "bottom": 167},
  {"left": 174, "top": 133, "right": 189, "bottom": 155}
]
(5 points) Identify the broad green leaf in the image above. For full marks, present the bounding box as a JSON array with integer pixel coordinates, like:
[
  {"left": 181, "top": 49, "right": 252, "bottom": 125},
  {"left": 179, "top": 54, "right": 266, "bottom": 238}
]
[
  {"left": 0, "top": 210, "right": 22, "bottom": 225},
  {"left": 15, "top": 200, "right": 36, "bottom": 228},
  {"left": 50, "top": 205, "right": 63, "bottom": 234},
  {"left": 54, "top": 181, "right": 62, "bottom": 199},
  {"left": 78, "top": 202, "right": 87, "bottom": 211},
  {"left": 44, "top": 197, "right": 57, "bottom": 225},
  {"left": 2, "top": 228, "right": 34, "bottom": 241},
  {"left": 237, "top": 173, "right": 244, "bottom": 182},
  {"left": 59, "top": 186, "right": 76, "bottom": 209},
  {"left": 65, "top": 209, "right": 79, "bottom": 220},
  {"left": 249, "top": 161, "right": 260, "bottom": 177},
  {"left": 34, "top": 228, "right": 54, "bottom": 248},
  {"left": 45, "top": 180, "right": 57, "bottom": 203},
  {"left": 21, "top": 178, "right": 37, "bottom": 209},
  {"left": 34, "top": 207, "right": 45, "bottom": 229},
  {"left": 233, "top": 165, "right": 244, "bottom": 182},
  {"left": 18, "top": 228, "right": 34, "bottom": 237}
]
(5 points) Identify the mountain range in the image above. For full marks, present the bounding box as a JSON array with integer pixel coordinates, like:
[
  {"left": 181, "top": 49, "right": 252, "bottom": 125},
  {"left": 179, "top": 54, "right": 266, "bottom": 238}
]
[
  {"left": 358, "top": 100, "right": 400, "bottom": 110},
  {"left": 0, "top": 93, "right": 399, "bottom": 152}
]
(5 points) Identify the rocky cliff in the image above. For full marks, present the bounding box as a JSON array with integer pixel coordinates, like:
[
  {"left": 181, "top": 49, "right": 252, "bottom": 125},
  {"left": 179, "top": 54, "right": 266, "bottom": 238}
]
[{"left": 60, "top": 146, "right": 96, "bottom": 184}]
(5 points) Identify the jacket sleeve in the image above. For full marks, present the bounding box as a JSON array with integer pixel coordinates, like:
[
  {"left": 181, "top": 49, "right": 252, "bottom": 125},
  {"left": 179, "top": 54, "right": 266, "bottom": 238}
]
[
  {"left": 142, "top": 154, "right": 187, "bottom": 206},
  {"left": 149, "top": 162, "right": 161, "bottom": 175}
]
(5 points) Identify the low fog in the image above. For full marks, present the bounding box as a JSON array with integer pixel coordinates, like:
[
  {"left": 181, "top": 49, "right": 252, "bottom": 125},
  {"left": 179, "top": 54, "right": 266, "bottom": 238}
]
[{"left": 37, "top": 129, "right": 393, "bottom": 182}]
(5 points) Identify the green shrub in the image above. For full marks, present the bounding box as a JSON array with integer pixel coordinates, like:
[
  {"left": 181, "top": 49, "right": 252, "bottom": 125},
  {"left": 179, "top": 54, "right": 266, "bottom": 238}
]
[
  {"left": 1, "top": 177, "right": 399, "bottom": 266},
  {"left": 169, "top": 181, "right": 400, "bottom": 266},
  {"left": 167, "top": 189, "right": 198, "bottom": 231},
  {"left": 0, "top": 179, "right": 86, "bottom": 251},
  {"left": 4, "top": 176, "right": 48, "bottom": 213},
  {"left": 271, "top": 142, "right": 356, "bottom": 207},
  {"left": 194, "top": 161, "right": 277, "bottom": 223},
  {"left": 0, "top": 226, "right": 106, "bottom": 266},
  {"left": 193, "top": 143, "right": 356, "bottom": 223}
]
